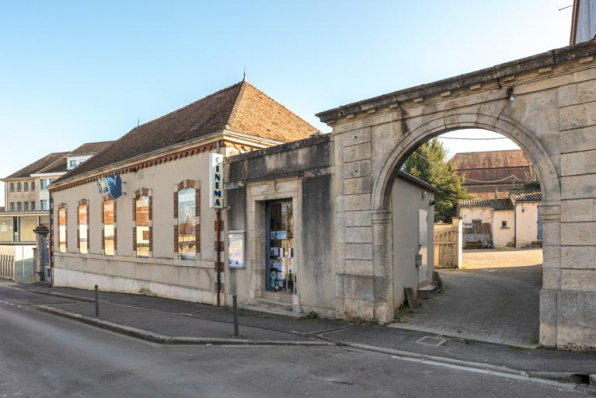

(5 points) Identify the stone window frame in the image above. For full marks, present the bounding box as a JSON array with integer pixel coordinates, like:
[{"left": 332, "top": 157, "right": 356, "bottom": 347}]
[
  {"left": 31, "top": 181, "right": 35, "bottom": 191},
  {"left": 9, "top": 183, "right": 14, "bottom": 193},
  {"left": 133, "top": 188, "right": 153, "bottom": 258},
  {"left": 16, "top": 182, "right": 21, "bottom": 192},
  {"left": 24, "top": 182, "right": 28, "bottom": 192},
  {"left": 77, "top": 199, "right": 90, "bottom": 254},
  {"left": 57, "top": 203, "right": 68, "bottom": 253},
  {"left": 17, "top": 202, "right": 21, "bottom": 212},
  {"left": 245, "top": 177, "right": 302, "bottom": 301},
  {"left": 173, "top": 179, "right": 201, "bottom": 260},
  {"left": 101, "top": 196, "right": 117, "bottom": 256},
  {"left": 24, "top": 202, "right": 29, "bottom": 211},
  {"left": 31, "top": 201, "right": 35, "bottom": 211}
]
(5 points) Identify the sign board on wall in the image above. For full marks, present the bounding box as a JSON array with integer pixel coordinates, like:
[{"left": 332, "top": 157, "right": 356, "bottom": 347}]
[
  {"left": 228, "top": 230, "right": 245, "bottom": 268},
  {"left": 209, "top": 153, "right": 224, "bottom": 208},
  {"left": 97, "top": 173, "right": 123, "bottom": 200}
]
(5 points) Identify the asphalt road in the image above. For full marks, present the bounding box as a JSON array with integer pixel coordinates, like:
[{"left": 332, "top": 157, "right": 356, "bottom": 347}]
[{"left": 0, "top": 286, "right": 586, "bottom": 397}]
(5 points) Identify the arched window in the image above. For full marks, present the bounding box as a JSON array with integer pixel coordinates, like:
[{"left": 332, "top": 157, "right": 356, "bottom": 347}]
[
  {"left": 78, "top": 200, "right": 89, "bottom": 254},
  {"left": 24, "top": 182, "right": 28, "bottom": 191},
  {"left": 103, "top": 200, "right": 116, "bottom": 256},
  {"left": 16, "top": 182, "right": 21, "bottom": 192},
  {"left": 58, "top": 205, "right": 67, "bottom": 253},
  {"left": 134, "top": 189, "right": 152, "bottom": 258},
  {"left": 174, "top": 180, "right": 200, "bottom": 259},
  {"left": 9, "top": 183, "right": 14, "bottom": 192}
]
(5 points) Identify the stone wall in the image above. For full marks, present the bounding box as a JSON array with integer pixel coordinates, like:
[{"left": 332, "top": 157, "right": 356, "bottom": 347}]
[{"left": 317, "top": 40, "right": 596, "bottom": 349}]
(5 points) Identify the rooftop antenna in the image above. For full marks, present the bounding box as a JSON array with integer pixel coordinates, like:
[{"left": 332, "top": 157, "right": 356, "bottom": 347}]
[
  {"left": 243, "top": 66, "right": 246, "bottom": 81},
  {"left": 137, "top": 115, "right": 140, "bottom": 127}
]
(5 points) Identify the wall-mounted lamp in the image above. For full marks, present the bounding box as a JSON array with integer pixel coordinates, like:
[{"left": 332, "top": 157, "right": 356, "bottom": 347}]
[
  {"left": 507, "top": 86, "right": 516, "bottom": 101},
  {"left": 429, "top": 199, "right": 436, "bottom": 207},
  {"left": 422, "top": 191, "right": 427, "bottom": 199}
]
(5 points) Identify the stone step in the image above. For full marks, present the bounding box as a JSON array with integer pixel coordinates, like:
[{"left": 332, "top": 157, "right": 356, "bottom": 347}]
[
  {"left": 238, "top": 303, "right": 306, "bottom": 320},
  {"left": 260, "top": 291, "right": 294, "bottom": 303},
  {"left": 248, "top": 297, "right": 295, "bottom": 312},
  {"left": 417, "top": 285, "right": 439, "bottom": 300}
]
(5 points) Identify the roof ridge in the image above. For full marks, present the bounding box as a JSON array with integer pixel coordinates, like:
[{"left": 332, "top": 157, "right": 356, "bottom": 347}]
[
  {"left": 137, "top": 81, "right": 244, "bottom": 129},
  {"left": 225, "top": 80, "right": 249, "bottom": 129},
  {"left": 228, "top": 81, "right": 321, "bottom": 134}
]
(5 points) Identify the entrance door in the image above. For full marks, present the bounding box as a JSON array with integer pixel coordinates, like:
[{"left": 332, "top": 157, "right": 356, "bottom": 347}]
[{"left": 266, "top": 200, "right": 295, "bottom": 293}]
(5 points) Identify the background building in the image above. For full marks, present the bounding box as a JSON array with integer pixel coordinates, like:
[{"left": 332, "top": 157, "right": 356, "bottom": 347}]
[{"left": 451, "top": 150, "right": 534, "bottom": 199}]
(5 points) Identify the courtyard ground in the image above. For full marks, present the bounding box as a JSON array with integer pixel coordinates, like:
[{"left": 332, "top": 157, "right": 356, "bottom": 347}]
[{"left": 391, "top": 249, "right": 543, "bottom": 348}]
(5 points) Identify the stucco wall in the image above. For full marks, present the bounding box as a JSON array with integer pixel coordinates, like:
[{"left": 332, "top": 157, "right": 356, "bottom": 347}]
[
  {"left": 391, "top": 178, "right": 435, "bottom": 309},
  {"left": 52, "top": 150, "right": 221, "bottom": 304},
  {"left": 459, "top": 207, "right": 493, "bottom": 224},
  {"left": 492, "top": 210, "right": 515, "bottom": 247},
  {"left": 516, "top": 202, "right": 540, "bottom": 248}
]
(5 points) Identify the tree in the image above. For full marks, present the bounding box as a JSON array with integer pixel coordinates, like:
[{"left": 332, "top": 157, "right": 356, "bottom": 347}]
[
  {"left": 522, "top": 167, "right": 541, "bottom": 190},
  {"left": 402, "top": 138, "right": 469, "bottom": 222}
]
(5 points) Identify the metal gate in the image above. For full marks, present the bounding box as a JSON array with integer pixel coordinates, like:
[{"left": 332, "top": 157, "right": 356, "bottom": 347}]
[{"left": 0, "top": 254, "right": 15, "bottom": 280}]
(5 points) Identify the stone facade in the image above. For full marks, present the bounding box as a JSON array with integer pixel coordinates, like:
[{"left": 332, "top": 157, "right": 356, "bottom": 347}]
[{"left": 316, "top": 40, "right": 596, "bottom": 349}]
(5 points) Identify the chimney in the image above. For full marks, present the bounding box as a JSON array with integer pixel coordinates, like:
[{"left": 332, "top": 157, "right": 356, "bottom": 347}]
[{"left": 494, "top": 187, "right": 499, "bottom": 199}]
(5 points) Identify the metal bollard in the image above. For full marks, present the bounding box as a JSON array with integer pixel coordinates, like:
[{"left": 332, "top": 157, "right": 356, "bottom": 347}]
[
  {"left": 95, "top": 285, "right": 99, "bottom": 317},
  {"left": 233, "top": 294, "right": 239, "bottom": 337}
]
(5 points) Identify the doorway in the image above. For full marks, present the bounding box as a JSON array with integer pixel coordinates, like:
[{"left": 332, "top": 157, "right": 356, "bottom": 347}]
[{"left": 266, "top": 200, "right": 295, "bottom": 294}]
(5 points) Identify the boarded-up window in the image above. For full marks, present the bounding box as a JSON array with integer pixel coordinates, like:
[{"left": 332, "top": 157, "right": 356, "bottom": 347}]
[
  {"left": 136, "top": 195, "right": 150, "bottom": 258},
  {"left": 58, "top": 208, "right": 67, "bottom": 253},
  {"left": 178, "top": 188, "right": 196, "bottom": 259},
  {"left": 104, "top": 200, "right": 115, "bottom": 256},
  {"left": 79, "top": 204, "right": 88, "bottom": 254}
]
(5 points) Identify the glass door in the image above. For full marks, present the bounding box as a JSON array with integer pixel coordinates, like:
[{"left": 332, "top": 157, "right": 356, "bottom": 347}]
[{"left": 266, "top": 200, "right": 295, "bottom": 293}]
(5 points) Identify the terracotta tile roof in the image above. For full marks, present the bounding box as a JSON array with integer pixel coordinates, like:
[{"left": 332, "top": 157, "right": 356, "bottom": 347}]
[
  {"left": 459, "top": 198, "right": 514, "bottom": 211},
  {"left": 451, "top": 150, "right": 532, "bottom": 170},
  {"left": 510, "top": 189, "right": 542, "bottom": 202},
  {"left": 59, "top": 81, "right": 320, "bottom": 182},
  {"left": 4, "top": 152, "right": 69, "bottom": 179},
  {"left": 69, "top": 141, "right": 115, "bottom": 156}
]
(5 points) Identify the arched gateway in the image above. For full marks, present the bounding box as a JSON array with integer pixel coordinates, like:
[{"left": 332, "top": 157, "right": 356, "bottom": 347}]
[{"left": 317, "top": 41, "right": 596, "bottom": 349}]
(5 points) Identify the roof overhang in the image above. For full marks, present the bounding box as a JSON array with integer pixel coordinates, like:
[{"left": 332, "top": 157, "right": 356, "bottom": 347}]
[{"left": 49, "top": 129, "right": 284, "bottom": 191}]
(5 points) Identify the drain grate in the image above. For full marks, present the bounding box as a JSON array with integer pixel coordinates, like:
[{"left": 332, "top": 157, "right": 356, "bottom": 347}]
[{"left": 416, "top": 336, "right": 447, "bottom": 347}]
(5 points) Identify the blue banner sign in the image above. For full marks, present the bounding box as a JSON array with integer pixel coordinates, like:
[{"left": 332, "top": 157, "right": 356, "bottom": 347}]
[{"left": 97, "top": 173, "right": 123, "bottom": 200}]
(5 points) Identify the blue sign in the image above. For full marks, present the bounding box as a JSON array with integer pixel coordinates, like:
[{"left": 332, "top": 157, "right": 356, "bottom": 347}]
[{"left": 97, "top": 173, "right": 123, "bottom": 200}]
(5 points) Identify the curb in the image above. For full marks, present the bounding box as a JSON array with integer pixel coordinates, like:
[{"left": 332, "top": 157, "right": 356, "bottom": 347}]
[
  {"left": 317, "top": 336, "right": 596, "bottom": 392},
  {"left": 36, "top": 305, "right": 333, "bottom": 347}
]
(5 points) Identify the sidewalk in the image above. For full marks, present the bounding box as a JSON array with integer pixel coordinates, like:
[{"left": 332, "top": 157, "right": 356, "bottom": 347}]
[{"left": 4, "top": 281, "right": 596, "bottom": 381}]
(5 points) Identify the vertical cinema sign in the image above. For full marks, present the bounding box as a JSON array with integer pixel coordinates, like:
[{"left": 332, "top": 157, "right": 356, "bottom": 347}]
[{"left": 209, "top": 153, "right": 224, "bottom": 209}]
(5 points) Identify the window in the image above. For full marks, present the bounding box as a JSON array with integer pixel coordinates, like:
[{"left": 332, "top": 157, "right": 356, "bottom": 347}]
[
  {"left": 103, "top": 200, "right": 116, "bottom": 256},
  {"left": 177, "top": 187, "right": 197, "bottom": 259},
  {"left": 58, "top": 207, "right": 67, "bottom": 253},
  {"left": 9, "top": 183, "right": 14, "bottom": 192},
  {"left": 78, "top": 202, "right": 88, "bottom": 254},
  {"left": 31, "top": 181, "right": 35, "bottom": 191},
  {"left": 40, "top": 179, "right": 48, "bottom": 190},
  {"left": 30, "top": 201, "right": 35, "bottom": 210},
  {"left": 10, "top": 203, "right": 14, "bottom": 212},
  {"left": 501, "top": 220, "right": 508, "bottom": 228},
  {"left": 70, "top": 160, "right": 78, "bottom": 168},
  {"left": 135, "top": 194, "right": 151, "bottom": 257},
  {"left": 17, "top": 202, "right": 21, "bottom": 212},
  {"left": 24, "top": 182, "right": 28, "bottom": 191},
  {"left": 40, "top": 200, "right": 49, "bottom": 211},
  {"left": 17, "top": 183, "right": 21, "bottom": 192},
  {"left": 23, "top": 202, "right": 28, "bottom": 211}
]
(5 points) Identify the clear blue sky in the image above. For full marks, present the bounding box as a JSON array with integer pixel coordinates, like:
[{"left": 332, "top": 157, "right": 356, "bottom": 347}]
[{"left": 0, "top": 1, "right": 572, "bottom": 205}]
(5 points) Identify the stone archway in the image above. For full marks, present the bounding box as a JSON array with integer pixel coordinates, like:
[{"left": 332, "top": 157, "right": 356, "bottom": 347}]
[{"left": 317, "top": 41, "right": 596, "bottom": 349}]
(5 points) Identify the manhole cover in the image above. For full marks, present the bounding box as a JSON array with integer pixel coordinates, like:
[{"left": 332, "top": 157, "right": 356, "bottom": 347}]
[{"left": 416, "top": 336, "right": 446, "bottom": 347}]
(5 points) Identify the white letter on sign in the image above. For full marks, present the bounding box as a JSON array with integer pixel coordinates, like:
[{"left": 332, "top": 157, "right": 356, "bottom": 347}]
[{"left": 209, "top": 153, "right": 224, "bottom": 209}]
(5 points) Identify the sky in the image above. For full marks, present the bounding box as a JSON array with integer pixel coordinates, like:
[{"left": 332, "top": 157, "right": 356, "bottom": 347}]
[{"left": 0, "top": 1, "right": 572, "bottom": 205}]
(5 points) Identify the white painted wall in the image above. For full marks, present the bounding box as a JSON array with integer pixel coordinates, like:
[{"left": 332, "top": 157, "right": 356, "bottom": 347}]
[
  {"left": 515, "top": 202, "right": 540, "bottom": 248},
  {"left": 492, "top": 210, "right": 515, "bottom": 248}
]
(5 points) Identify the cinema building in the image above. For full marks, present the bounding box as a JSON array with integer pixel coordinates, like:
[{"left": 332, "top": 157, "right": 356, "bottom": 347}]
[{"left": 49, "top": 81, "right": 435, "bottom": 319}]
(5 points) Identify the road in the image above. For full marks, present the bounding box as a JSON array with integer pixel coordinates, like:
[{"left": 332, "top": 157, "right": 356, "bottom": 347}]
[{"left": 0, "top": 286, "right": 585, "bottom": 397}]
